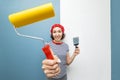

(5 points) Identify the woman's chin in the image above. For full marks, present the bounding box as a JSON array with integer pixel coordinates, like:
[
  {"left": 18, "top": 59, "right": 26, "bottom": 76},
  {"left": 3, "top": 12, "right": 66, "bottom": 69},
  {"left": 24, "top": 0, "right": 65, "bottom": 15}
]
[{"left": 54, "top": 40, "right": 61, "bottom": 42}]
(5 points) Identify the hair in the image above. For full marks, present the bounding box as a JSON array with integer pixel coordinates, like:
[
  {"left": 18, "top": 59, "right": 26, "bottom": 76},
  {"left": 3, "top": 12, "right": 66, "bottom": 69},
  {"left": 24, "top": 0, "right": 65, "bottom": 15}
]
[
  {"left": 51, "top": 33, "right": 65, "bottom": 40},
  {"left": 50, "top": 24, "right": 64, "bottom": 33}
]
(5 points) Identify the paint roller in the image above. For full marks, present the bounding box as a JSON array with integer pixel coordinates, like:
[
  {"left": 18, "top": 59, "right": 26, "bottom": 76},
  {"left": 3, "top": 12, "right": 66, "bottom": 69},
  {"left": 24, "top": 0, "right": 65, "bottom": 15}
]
[
  {"left": 8, "top": 3, "right": 55, "bottom": 60},
  {"left": 9, "top": 3, "right": 55, "bottom": 28}
]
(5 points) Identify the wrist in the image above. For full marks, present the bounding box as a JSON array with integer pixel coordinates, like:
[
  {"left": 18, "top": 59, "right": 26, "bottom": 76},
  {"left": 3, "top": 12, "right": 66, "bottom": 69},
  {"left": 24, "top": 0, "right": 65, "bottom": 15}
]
[{"left": 73, "top": 52, "right": 77, "bottom": 56}]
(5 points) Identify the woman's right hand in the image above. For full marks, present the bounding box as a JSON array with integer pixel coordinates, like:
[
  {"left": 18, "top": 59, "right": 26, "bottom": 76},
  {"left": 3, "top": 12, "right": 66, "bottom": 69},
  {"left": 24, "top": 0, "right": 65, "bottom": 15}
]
[{"left": 42, "top": 55, "right": 61, "bottom": 78}]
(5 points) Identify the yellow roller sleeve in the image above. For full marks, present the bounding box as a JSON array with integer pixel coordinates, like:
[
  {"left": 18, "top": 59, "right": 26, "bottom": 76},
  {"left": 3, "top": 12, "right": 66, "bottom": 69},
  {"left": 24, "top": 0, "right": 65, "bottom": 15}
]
[{"left": 8, "top": 3, "right": 55, "bottom": 28}]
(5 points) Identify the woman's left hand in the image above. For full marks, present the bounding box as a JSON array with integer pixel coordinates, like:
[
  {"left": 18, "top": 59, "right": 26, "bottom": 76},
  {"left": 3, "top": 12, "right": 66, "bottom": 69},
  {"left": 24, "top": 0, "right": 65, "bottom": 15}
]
[{"left": 74, "top": 47, "right": 80, "bottom": 56}]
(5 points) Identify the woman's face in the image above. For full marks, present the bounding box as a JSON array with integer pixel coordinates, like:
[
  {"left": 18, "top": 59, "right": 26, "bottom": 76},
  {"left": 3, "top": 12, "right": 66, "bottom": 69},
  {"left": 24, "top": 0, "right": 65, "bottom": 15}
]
[{"left": 52, "top": 27, "right": 63, "bottom": 42}]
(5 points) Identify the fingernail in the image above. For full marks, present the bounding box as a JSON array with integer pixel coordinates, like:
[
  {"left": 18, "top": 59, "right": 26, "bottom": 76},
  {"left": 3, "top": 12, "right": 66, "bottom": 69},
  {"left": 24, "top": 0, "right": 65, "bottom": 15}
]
[
  {"left": 57, "top": 59, "right": 61, "bottom": 63},
  {"left": 42, "top": 66, "right": 44, "bottom": 69}
]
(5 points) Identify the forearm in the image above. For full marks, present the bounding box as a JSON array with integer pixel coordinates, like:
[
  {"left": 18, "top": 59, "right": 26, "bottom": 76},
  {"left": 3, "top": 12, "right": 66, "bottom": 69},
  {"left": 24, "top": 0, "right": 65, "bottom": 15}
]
[
  {"left": 66, "top": 53, "right": 76, "bottom": 65},
  {"left": 66, "top": 47, "right": 80, "bottom": 65}
]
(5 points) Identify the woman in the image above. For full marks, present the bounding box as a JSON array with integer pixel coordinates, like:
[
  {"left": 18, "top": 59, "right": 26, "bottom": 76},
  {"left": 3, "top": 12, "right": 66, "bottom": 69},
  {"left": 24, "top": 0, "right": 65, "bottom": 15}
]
[{"left": 42, "top": 24, "right": 80, "bottom": 80}]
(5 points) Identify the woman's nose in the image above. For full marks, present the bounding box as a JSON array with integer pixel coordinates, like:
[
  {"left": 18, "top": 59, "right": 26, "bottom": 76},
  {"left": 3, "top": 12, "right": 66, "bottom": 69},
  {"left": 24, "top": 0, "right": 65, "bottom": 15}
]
[{"left": 55, "top": 32, "right": 59, "bottom": 35}]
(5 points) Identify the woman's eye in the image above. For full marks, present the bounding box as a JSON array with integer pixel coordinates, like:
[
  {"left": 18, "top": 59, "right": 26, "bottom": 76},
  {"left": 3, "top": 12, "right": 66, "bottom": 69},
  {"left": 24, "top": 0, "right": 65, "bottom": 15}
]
[
  {"left": 53, "top": 31, "right": 56, "bottom": 33},
  {"left": 58, "top": 30, "right": 62, "bottom": 33},
  {"left": 53, "top": 30, "right": 62, "bottom": 33}
]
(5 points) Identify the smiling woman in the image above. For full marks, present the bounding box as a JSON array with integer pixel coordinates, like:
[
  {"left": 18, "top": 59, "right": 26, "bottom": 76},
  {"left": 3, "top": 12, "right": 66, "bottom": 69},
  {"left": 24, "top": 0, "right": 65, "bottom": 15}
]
[
  {"left": 51, "top": 24, "right": 65, "bottom": 42},
  {"left": 42, "top": 24, "right": 80, "bottom": 80}
]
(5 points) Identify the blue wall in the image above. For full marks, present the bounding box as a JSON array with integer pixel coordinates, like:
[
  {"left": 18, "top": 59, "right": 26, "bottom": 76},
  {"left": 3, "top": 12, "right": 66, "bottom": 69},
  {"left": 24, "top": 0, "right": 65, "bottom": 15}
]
[
  {"left": 111, "top": 0, "right": 120, "bottom": 80},
  {"left": 0, "top": 0, "right": 60, "bottom": 80}
]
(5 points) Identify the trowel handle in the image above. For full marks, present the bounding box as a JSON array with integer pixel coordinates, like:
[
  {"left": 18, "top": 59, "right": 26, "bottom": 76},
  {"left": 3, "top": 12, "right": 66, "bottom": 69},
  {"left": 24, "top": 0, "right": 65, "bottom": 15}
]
[{"left": 42, "top": 44, "right": 54, "bottom": 60}]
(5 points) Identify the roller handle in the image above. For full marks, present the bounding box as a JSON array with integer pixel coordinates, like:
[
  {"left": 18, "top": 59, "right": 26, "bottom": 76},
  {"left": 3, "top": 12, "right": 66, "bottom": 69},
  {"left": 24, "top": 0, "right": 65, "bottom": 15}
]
[{"left": 42, "top": 44, "right": 54, "bottom": 60}]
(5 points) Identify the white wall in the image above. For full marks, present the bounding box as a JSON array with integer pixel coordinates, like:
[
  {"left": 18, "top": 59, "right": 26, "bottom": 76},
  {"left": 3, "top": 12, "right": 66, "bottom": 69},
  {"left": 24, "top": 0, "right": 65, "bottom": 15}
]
[{"left": 60, "top": 0, "right": 111, "bottom": 80}]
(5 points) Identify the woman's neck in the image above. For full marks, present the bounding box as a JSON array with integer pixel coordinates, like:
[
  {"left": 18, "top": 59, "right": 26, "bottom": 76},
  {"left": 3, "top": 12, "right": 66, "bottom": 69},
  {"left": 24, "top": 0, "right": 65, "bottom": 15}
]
[{"left": 52, "top": 40, "right": 63, "bottom": 45}]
